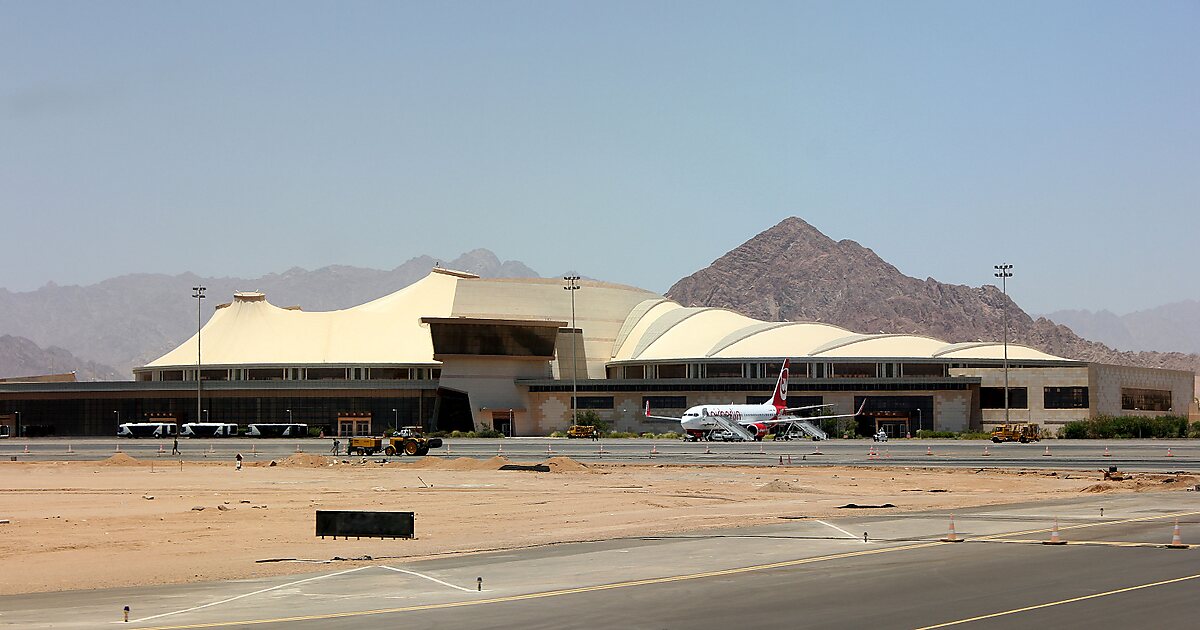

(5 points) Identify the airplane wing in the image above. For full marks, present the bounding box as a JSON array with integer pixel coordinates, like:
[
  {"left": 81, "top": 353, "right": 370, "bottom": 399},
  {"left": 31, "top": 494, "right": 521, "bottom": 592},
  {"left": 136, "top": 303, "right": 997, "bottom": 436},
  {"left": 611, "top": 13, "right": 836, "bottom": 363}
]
[
  {"left": 761, "top": 401, "right": 867, "bottom": 425},
  {"left": 644, "top": 401, "right": 684, "bottom": 422},
  {"left": 782, "top": 403, "right": 835, "bottom": 414}
]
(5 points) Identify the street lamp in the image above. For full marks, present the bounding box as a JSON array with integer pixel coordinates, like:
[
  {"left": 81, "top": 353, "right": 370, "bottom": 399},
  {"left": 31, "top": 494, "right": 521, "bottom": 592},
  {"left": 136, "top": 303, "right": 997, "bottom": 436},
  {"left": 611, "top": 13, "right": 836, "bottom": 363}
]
[
  {"left": 203, "top": 409, "right": 209, "bottom": 422},
  {"left": 993, "top": 264, "right": 1013, "bottom": 427},
  {"left": 286, "top": 408, "right": 293, "bottom": 423},
  {"left": 915, "top": 408, "right": 923, "bottom": 433},
  {"left": 563, "top": 276, "right": 581, "bottom": 426},
  {"left": 13, "top": 411, "right": 19, "bottom": 438},
  {"left": 392, "top": 408, "right": 398, "bottom": 431},
  {"left": 192, "top": 285, "right": 206, "bottom": 424},
  {"left": 113, "top": 410, "right": 119, "bottom": 425}
]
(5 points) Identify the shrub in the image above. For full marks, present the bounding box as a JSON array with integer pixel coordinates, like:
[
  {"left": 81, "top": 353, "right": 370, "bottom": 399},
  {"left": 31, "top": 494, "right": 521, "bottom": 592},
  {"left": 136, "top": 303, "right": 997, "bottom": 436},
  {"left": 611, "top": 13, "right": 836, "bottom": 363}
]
[
  {"left": 603, "top": 431, "right": 640, "bottom": 439},
  {"left": 474, "top": 428, "right": 504, "bottom": 438},
  {"left": 915, "top": 430, "right": 957, "bottom": 439},
  {"left": 1054, "top": 415, "right": 1188, "bottom": 439},
  {"left": 1190, "top": 422, "right": 1200, "bottom": 439},
  {"left": 549, "top": 431, "right": 566, "bottom": 438},
  {"left": 958, "top": 431, "right": 993, "bottom": 440},
  {"left": 655, "top": 432, "right": 681, "bottom": 440}
]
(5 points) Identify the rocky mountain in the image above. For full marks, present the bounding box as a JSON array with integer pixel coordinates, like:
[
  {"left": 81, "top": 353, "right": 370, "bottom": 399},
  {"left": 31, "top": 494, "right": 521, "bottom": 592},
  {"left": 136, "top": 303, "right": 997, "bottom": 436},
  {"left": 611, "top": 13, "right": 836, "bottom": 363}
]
[
  {"left": 0, "top": 335, "right": 120, "bottom": 382},
  {"left": 667, "top": 217, "right": 1200, "bottom": 375},
  {"left": 0, "top": 249, "right": 538, "bottom": 378},
  {"left": 1043, "top": 301, "right": 1200, "bottom": 355}
]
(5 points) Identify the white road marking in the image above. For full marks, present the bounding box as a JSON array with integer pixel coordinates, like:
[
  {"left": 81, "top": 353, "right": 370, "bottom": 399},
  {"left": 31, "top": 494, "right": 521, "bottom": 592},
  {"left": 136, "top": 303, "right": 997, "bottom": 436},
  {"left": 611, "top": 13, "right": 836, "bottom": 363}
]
[
  {"left": 815, "top": 519, "right": 868, "bottom": 543},
  {"left": 125, "top": 566, "right": 373, "bottom": 623},
  {"left": 379, "top": 566, "right": 481, "bottom": 592}
]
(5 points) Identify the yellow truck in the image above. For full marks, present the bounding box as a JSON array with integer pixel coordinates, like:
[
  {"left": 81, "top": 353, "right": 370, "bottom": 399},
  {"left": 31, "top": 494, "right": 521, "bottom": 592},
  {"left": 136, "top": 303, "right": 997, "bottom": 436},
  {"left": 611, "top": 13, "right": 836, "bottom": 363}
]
[
  {"left": 346, "top": 431, "right": 443, "bottom": 456},
  {"left": 566, "top": 425, "right": 598, "bottom": 439},
  {"left": 991, "top": 423, "right": 1041, "bottom": 443}
]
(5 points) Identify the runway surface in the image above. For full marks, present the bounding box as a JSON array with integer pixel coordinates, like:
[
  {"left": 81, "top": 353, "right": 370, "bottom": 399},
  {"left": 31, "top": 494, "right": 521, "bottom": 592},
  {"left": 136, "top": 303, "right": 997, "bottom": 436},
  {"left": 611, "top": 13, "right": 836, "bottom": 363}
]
[
  {"left": 2, "top": 492, "right": 1198, "bottom": 628},
  {"left": 4, "top": 436, "right": 1199, "bottom": 472}
]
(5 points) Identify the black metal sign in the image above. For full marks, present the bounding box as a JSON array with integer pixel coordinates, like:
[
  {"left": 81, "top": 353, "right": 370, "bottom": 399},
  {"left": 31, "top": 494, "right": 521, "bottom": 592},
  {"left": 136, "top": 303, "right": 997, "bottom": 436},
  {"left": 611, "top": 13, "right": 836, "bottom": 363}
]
[{"left": 316, "top": 510, "right": 414, "bottom": 539}]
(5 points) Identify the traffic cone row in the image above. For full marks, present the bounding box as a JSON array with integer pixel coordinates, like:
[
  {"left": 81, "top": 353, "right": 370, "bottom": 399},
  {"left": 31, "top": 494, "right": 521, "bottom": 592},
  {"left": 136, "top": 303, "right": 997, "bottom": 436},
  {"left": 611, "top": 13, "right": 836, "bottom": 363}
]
[{"left": 1043, "top": 518, "right": 1066, "bottom": 545}]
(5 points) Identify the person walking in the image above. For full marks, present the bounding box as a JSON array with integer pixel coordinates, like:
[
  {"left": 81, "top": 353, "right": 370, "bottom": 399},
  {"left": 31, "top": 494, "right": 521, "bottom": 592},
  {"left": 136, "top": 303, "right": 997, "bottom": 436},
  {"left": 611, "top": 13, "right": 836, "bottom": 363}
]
[
  {"left": 171, "top": 436, "right": 180, "bottom": 455},
  {"left": 331, "top": 438, "right": 340, "bottom": 454},
  {"left": 235, "top": 452, "right": 243, "bottom": 471}
]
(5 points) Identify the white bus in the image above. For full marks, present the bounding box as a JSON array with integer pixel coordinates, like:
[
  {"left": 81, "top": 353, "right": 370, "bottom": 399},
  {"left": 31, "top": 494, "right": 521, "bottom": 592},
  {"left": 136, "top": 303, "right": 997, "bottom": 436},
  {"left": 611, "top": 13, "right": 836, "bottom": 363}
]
[
  {"left": 246, "top": 423, "right": 307, "bottom": 438},
  {"left": 117, "top": 422, "right": 179, "bottom": 438},
  {"left": 181, "top": 423, "right": 239, "bottom": 438}
]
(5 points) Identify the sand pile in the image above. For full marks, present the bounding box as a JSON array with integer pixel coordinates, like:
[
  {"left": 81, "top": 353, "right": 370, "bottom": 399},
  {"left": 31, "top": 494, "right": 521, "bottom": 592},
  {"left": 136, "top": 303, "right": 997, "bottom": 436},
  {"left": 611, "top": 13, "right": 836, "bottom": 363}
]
[
  {"left": 758, "top": 480, "right": 823, "bottom": 493},
  {"left": 543, "top": 457, "right": 590, "bottom": 473},
  {"left": 1080, "top": 483, "right": 1117, "bottom": 493},
  {"left": 98, "top": 453, "right": 140, "bottom": 466},
  {"left": 278, "top": 453, "right": 332, "bottom": 468}
]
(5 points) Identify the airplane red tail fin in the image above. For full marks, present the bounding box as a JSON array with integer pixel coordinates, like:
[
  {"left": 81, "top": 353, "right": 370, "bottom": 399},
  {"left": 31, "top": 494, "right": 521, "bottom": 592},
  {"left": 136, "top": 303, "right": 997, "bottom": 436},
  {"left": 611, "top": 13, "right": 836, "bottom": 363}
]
[{"left": 771, "top": 359, "right": 790, "bottom": 410}]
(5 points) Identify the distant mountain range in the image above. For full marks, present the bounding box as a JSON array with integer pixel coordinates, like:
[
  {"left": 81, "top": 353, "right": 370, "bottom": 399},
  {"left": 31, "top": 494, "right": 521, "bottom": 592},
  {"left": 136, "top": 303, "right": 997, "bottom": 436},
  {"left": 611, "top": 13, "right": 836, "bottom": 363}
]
[
  {"left": 0, "top": 249, "right": 538, "bottom": 379},
  {"left": 1041, "top": 302, "right": 1200, "bottom": 355},
  {"left": 666, "top": 217, "right": 1200, "bottom": 375}
]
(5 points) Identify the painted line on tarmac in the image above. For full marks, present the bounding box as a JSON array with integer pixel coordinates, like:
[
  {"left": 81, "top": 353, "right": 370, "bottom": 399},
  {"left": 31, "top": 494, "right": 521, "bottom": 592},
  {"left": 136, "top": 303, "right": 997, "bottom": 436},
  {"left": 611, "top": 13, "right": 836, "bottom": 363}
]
[
  {"left": 915, "top": 573, "right": 1200, "bottom": 629},
  {"left": 378, "top": 566, "right": 480, "bottom": 592},
  {"left": 981, "top": 539, "right": 1185, "bottom": 549},
  {"left": 814, "top": 519, "right": 868, "bottom": 543},
  {"left": 125, "top": 566, "right": 374, "bottom": 624},
  {"left": 132, "top": 510, "right": 1200, "bottom": 629},
  {"left": 133, "top": 541, "right": 948, "bottom": 629}
]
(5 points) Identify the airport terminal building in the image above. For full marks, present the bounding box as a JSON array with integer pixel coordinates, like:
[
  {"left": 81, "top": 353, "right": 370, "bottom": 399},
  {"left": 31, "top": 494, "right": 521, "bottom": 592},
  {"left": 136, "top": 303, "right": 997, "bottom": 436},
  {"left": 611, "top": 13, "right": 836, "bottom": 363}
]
[{"left": 0, "top": 267, "right": 1193, "bottom": 437}]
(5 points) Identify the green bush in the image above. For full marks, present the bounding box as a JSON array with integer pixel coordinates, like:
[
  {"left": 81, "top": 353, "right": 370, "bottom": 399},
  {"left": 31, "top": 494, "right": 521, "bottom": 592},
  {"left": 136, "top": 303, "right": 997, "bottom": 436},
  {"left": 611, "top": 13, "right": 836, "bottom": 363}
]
[
  {"left": 1190, "top": 422, "right": 1200, "bottom": 439},
  {"left": 914, "top": 430, "right": 991, "bottom": 439},
  {"left": 474, "top": 428, "right": 504, "bottom": 438},
  {"left": 602, "top": 431, "right": 640, "bottom": 439},
  {"left": 915, "top": 430, "right": 958, "bottom": 439},
  {"left": 549, "top": 431, "right": 566, "bottom": 438},
  {"left": 655, "top": 432, "right": 681, "bottom": 440},
  {"left": 958, "top": 431, "right": 993, "bottom": 440},
  {"left": 1054, "top": 415, "right": 1189, "bottom": 439}
]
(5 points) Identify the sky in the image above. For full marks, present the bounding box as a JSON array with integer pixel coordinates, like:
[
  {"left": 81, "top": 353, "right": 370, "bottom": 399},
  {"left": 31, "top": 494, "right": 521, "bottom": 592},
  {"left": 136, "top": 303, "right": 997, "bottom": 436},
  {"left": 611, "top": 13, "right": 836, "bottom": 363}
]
[{"left": 1, "top": 1, "right": 1196, "bottom": 315}]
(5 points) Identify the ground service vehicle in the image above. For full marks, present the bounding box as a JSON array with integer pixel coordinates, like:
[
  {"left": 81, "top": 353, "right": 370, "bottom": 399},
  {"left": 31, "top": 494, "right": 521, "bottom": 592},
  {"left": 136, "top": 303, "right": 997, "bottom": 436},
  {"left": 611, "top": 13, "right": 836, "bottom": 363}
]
[
  {"left": 247, "top": 423, "right": 307, "bottom": 437},
  {"left": 347, "top": 432, "right": 443, "bottom": 456},
  {"left": 991, "top": 423, "right": 1041, "bottom": 443},
  {"left": 118, "top": 422, "right": 178, "bottom": 438},
  {"left": 181, "top": 423, "right": 238, "bottom": 437},
  {"left": 567, "top": 425, "right": 597, "bottom": 439}
]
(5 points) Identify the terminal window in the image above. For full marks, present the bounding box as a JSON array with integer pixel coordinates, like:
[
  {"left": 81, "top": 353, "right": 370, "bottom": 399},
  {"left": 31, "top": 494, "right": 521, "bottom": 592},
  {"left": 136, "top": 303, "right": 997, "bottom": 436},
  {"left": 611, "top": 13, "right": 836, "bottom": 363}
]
[
  {"left": 573, "top": 396, "right": 614, "bottom": 410},
  {"left": 981, "top": 387, "right": 1028, "bottom": 409},
  {"left": 1121, "top": 388, "right": 1172, "bottom": 412},
  {"left": 643, "top": 396, "right": 687, "bottom": 409},
  {"left": 1044, "top": 386, "right": 1089, "bottom": 409}
]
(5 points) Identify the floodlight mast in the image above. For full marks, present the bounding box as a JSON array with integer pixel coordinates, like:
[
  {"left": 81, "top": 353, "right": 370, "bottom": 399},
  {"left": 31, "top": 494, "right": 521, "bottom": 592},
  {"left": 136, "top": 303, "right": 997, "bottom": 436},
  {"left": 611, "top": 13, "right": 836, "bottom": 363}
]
[
  {"left": 563, "top": 276, "right": 581, "bottom": 426},
  {"left": 993, "top": 265, "right": 1013, "bottom": 426},
  {"left": 192, "top": 286, "right": 206, "bottom": 428}
]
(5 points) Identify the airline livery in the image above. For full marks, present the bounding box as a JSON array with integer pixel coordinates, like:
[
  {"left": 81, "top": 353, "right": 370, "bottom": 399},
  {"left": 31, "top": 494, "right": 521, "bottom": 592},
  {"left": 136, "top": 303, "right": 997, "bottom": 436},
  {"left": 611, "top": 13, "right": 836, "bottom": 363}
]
[{"left": 645, "top": 359, "right": 865, "bottom": 440}]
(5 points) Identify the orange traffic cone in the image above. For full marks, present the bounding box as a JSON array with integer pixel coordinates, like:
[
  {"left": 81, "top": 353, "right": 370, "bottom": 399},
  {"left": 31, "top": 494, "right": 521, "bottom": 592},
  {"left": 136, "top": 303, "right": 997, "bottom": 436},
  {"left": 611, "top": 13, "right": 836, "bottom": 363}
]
[
  {"left": 1043, "top": 446, "right": 1052, "bottom": 456},
  {"left": 250, "top": 444, "right": 257, "bottom": 457},
  {"left": 884, "top": 448, "right": 891, "bottom": 459},
  {"left": 546, "top": 443, "right": 554, "bottom": 455},
  {"left": 23, "top": 444, "right": 29, "bottom": 454},
  {"left": 1103, "top": 446, "right": 1111, "bottom": 457},
  {"left": 926, "top": 446, "right": 933, "bottom": 456},
  {"left": 812, "top": 444, "right": 822, "bottom": 455},
  {"left": 497, "top": 443, "right": 503, "bottom": 455},
  {"left": 66, "top": 444, "right": 74, "bottom": 454},
  {"left": 1043, "top": 518, "right": 1066, "bottom": 545},
  {"left": 158, "top": 444, "right": 165, "bottom": 456},
  {"left": 758, "top": 442, "right": 765, "bottom": 454},
  {"left": 115, "top": 443, "right": 121, "bottom": 453},
  {"left": 295, "top": 443, "right": 302, "bottom": 454},
  {"left": 1167, "top": 518, "right": 1188, "bottom": 549},
  {"left": 941, "top": 515, "right": 963, "bottom": 542},
  {"left": 704, "top": 444, "right": 711, "bottom": 454},
  {"left": 651, "top": 444, "right": 659, "bottom": 455},
  {"left": 1166, "top": 448, "right": 1174, "bottom": 457}
]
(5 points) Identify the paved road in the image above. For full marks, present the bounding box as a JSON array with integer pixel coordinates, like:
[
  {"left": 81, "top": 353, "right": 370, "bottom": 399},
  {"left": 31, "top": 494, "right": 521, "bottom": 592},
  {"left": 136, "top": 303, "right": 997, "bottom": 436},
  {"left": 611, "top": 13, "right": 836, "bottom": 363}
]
[
  {"left": 2, "top": 493, "right": 1197, "bottom": 628},
  {"left": 4, "top": 437, "right": 1198, "bottom": 472}
]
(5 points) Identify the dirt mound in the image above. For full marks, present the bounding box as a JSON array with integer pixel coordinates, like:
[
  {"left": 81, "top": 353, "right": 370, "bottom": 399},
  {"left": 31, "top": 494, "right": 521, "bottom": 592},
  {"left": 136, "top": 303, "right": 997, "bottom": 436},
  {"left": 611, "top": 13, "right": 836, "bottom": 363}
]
[
  {"left": 758, "top": 480, "right": 823, "bottom": 493},
  {"left": 543, "top": 457, "right": 590, "bottom": 473},
  {"left": 98, "top": 453, "right": 140, "bottom": 466},
  {"left": 1081, "top": 483, "right": 1118, "bottom": 493},
  {"left": 278, "top": 453, "right": 333, "bottom": 468}
]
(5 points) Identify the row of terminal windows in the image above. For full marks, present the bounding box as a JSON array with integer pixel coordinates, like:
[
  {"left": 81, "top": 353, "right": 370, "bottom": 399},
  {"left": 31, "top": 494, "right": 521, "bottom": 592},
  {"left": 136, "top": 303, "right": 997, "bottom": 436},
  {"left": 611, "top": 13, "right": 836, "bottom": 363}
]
[
  {"left": 980, "top": 387, "right": 1091, "bottom": 410},
  {"left": 141, "top": 367, "right": 442, "bottom": 382},
  {"left": 570, "top": 395, "right": 821, "bottom": 411},
  {"left": 606, "top": 362, "right": 951, "bottom": 380}
]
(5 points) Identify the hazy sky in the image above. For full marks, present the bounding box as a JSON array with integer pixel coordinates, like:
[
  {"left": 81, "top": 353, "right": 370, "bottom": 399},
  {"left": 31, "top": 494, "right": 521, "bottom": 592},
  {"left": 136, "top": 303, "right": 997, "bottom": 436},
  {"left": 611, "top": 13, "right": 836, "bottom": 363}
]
[{"left": 1, "top": 1, "right": 1196, "bottom": 314}]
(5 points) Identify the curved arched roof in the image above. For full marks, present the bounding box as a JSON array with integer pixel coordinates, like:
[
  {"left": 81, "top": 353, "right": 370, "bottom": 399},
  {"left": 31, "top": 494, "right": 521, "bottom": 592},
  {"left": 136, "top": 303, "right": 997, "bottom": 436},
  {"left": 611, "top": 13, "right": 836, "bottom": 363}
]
[{"left": 144, "top": 267, "right": 1071, "bottom": 372}]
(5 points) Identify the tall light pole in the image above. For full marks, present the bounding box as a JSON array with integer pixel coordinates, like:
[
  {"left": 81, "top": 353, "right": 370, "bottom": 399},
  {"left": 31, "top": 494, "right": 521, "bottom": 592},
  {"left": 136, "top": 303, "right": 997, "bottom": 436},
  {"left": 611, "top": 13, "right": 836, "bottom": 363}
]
[
  {"left": 563, "top": 276, "right": 581, "bottom": 426},
  {"left": 915, "top": 408, "right": 923, "bottom": 433},
  {"left": 203, "top": 409, "right": 209, "bottom": 422},
  {"left": 993, "top": 264, "right": 1013, "bottom": 426},
  {"left": 13, "top": 411, "right": 19, "bottom": 438},
  {"left": 192, "top": 285, "right": 206, "bottom": 425},
  {"left": 392, "top": 408, "right": 398, "bottom": 431},
  {"left": 286, "top": 408, "right": 293, "bottom": 423},
  {"left": 113, "top": 410, "right": 119, "bottom": 425}
]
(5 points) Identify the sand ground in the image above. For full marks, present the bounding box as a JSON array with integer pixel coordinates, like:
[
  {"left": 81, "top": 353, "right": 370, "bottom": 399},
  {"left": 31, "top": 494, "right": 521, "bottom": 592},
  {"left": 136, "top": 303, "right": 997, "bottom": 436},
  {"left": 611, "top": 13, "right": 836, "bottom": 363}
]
[{"left": 0, "top": 453, "right": 1189, "bottom": 595}]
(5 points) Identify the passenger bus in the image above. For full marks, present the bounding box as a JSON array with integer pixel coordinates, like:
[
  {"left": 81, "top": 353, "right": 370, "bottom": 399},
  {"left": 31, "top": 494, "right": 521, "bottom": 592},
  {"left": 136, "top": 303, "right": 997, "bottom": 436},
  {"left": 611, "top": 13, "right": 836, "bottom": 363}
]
[
  {"left": 246, "top": 423, "right": 307, "bottom": 438},
  {"left": 181, "top": 423, "right": 239, "bottom": 438},
  {"left": 117, "top": 422, "right": 179, "bottom": 438}
]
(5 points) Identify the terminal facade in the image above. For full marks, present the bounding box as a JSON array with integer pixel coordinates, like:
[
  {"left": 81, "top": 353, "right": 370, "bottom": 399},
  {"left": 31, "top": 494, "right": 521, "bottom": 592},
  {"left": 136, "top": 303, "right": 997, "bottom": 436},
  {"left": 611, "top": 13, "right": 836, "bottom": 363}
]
[{"left": 0, "top": 268, "right": 1193, "bottom": 437}]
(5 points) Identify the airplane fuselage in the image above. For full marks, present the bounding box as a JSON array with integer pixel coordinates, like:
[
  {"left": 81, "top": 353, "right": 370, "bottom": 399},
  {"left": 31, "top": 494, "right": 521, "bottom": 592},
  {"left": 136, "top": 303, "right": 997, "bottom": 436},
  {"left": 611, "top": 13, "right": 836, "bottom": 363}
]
[{"left": 679, "top": 404, "right": 780, "bottom": 431}]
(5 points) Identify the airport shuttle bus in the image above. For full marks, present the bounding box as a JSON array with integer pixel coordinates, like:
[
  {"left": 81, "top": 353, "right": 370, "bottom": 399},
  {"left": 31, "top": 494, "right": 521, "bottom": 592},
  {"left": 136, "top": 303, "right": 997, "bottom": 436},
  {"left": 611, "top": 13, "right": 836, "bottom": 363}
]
[
  {"left": 246, "top": 423, "right": 307, "bottom": 438},
  {"left": 181, "top": 423, "right": 239, "bottom": 438},
  {"left": 117, "top": 422, "right": 179, "bottom": 438}
]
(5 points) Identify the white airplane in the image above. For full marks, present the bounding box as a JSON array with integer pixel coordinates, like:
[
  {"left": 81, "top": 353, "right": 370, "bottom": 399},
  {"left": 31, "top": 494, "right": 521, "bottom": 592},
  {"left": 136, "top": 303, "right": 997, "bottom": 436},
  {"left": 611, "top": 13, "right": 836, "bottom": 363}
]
[{"left": 645, "top": 359, "right": 865, "bottom": 441}]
